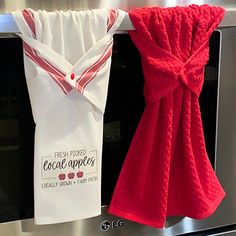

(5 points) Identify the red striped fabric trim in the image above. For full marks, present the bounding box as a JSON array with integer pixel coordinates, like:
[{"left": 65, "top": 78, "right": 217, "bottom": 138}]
[
  {"left": 21, "top": 9, "right": 72, "bottom": 94},
  {"left": 22, "top": 9, "right": 36, "bottom": 38},
  {"left": 25, "top": 51, "right": 69, "bottom": 94},
  {"left": 76, "top": 42, "right": 113, "bottom": 93},
  {"left": 24, "top": 42, "right": 72, "bottom": 94},
  {"left": 107, "top": 9, "right": 118, "bottom": 32},
  {"left": 23, "top": 43, "right": 66, "bottom": 78}
]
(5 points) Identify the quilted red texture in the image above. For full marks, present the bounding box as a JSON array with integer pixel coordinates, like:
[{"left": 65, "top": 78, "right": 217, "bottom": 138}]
[{"left": 108, "top": 5, "right": 225, "bottom": 228}]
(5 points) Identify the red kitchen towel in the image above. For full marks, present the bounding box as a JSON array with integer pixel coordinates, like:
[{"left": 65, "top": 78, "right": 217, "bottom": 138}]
[{"left": 109, "top": 5, "right": 225, "bottom": 228}]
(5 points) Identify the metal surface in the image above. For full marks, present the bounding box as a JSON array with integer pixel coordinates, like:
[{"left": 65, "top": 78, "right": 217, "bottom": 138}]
[
  {"left": 0, "top": 0, "right": 69, "bottom": 13},
  {"left": 67, "top": 0, "right": 236, "bottom": 10},
  {"left": 1, "top": 10, "right": 236, "bottom": 36},
  {"left": 0, "top": 207, "right": 211, "bottom": 236},
  {"left": 76, "top": 0, "right": 234, "bottom": 9},
  {"left": 0, "top": 0, "right": 235, "bottom": 13},
  {"left": 0, "top": 0, "right": 236, "bottom": 35},
  {"left": 212, "top": 230, "right": 236, "bottom": 236}
]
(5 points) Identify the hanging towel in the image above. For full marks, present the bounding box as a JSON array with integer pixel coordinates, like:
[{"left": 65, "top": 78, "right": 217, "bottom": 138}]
[
  {"left": 109, "top": 5, "right": 225, "bottom": 228},
  {"left": 12, "top": 8, "right": 125, "bottom": 225}
]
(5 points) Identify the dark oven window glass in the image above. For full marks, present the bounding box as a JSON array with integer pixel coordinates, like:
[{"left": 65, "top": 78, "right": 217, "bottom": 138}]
[
  {"left": 0, "top": 38, "right": 35, "bottom": 223},
  {"left": 200, "top": 31, "right": 220, "bottom": 167},
  {"left": 0, "top": 32, "right": 220, "bottom": 222}
]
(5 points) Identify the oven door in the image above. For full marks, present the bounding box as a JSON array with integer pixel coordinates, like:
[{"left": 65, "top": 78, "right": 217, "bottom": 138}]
[{"left": 0, "top": 28, "right": 236, "bottom": 236}]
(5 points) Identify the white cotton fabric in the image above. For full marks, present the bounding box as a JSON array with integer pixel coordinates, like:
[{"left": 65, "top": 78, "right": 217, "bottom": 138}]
[{"left": 12, "top": 8, "right": 125, "bottom": 225}]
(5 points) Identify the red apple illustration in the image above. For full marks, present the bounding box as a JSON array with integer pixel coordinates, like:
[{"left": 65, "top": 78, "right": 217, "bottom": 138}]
[
  {"left": 77, "top": 171, "right": 84, "bottom": 178},
  {"left": 68, "top": 172, "right": 75, "bottom": 179},
  {"left": 58, "top": 173, "right": 66, "bottom": 181}
]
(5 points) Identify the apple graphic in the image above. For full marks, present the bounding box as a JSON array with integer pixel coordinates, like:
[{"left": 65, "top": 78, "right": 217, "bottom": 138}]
[
  {"left": 77, "top": 171, "right": 84, "bottom": 178},
  {"left": 68, "top": 172, "right": 75, "bottom": 179},
  {"left": 58, "top": 173, "right": 66, "bottom": 181}
]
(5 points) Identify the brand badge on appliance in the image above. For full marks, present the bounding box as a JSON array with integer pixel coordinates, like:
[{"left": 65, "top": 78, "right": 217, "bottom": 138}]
[{"left": 100, "top": 219, "right": 124, "bottom": 232}]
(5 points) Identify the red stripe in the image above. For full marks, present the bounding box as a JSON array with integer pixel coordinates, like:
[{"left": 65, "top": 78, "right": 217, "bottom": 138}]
[
  {"left": 77, "top": 43, "right": 113, "bottom": 93},
  {"left": 22, "top": 9, "right": 36, "bottom": 38},
  {"left": 23, "top": 43, "right": 65, "bottom": 78},
  {"left": 22, "top": 9, "right": 71, "bottom": 93},
  {"left": 107, "top": 9, "right": 118, "bottom": 32},
  {"left": 80, "top": 47, "right": 113, "bottom": 93},
  {"left": 76, "top": 42, "right": 112, "bottom": 92},
  {"left": 24, "top": 51, "right": 68, "bottom": 93},
  {"left": 25, "top": 50, "right": 70, "bottom": 94},
  {"left": 79, "top": 45, "right": 112, "bottom": 88},
  {"left": 23, "top": 43, "right": 72, "bottom": 94},
  {"left": 21, "top": 11, "right": 65, "bottom": 78},
  {"left": 75, "top": 42, "right": 113, "bottom": 85}
]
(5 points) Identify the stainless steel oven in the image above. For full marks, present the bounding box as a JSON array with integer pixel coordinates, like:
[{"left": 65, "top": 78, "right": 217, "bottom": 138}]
[{"left": 1, "top": 1, "right": 236, "bottom": 236}]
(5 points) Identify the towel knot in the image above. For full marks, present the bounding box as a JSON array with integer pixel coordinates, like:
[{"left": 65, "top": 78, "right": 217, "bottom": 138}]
[{"left": 142, "top": 40, "right": 209, "bottom": 104}]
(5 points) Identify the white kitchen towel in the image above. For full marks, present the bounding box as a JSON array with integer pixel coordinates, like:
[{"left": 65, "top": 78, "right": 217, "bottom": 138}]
[{"left": 12, "top": 8, "right": 125, "bottom": 225}]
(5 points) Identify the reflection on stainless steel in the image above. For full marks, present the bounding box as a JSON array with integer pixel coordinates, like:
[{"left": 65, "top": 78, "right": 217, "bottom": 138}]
[
  {"left": 0, "top": 0, "right": 69, "bottom": 13},
  {"left": 68, "top": 0, "right": 236, "bottom": 10},
  {"left": 211, "top": 230, "right": 236, "bottom": 236},
  {"left": 0, "top": 0, "right": 236, "bottom": 36},
  {"left": 0, "top": 207, "right": 196, "bottom": 236},
  {"left": 0, "top": 0, "right": 235, "bottom": 13},
  {"left": 64, "top": 0, "right": 236, "bottom": 10},
  {"left": 0, "top": 9, "right": 236, "bottom": 37}
]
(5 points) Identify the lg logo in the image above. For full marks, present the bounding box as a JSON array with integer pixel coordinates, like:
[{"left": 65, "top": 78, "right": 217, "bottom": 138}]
[
  {"left": 100, "top": 220, "right": 111, "bottom": 232},
  {"left": 100, "top": 219, "right": 124, "bottom": 232}
]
